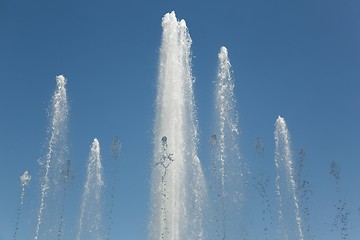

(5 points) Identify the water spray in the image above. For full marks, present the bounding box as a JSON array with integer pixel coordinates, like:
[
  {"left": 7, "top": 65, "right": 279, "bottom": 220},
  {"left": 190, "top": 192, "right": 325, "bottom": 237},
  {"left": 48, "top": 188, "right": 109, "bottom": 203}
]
[
  {"left": 274, "top": 116, "right": 304, "bottom": 240},
  {"left": 77, "top": 138, "right": 104, "bottom": 240},
  {"left": 149, "top": 11, "right": 206, "bottom": 240},
  {"left": 212, "top": 46, "right": 245, "bottom": 239},
  {"left": 35, "top": 75, "right": 69, "bottom": 240}
]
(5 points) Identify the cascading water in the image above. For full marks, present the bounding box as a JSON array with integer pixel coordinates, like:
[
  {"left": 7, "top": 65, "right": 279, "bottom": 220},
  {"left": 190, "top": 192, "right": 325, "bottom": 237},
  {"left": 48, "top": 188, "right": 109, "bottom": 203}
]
[
  {"left": 34, "top": 75, "right": 69, "bottom": 240},
  {"left": 274, "top": 116, "right": 304, "bottom": 240},
  {"left": 149, "top": 11, "right": 207, "bottom": 240},
  {"left": 211, "top": 46, "right": 246, "bottom": 239},
  {"left": 77, "top": 138, "right": 104, "bottom": 240}
]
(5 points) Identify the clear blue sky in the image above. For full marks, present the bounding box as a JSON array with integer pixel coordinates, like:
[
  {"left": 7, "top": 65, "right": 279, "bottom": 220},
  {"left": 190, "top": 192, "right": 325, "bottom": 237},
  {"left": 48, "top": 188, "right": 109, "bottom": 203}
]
[{"left": 0, "top": 0, "right": 359, "bottom": 239}]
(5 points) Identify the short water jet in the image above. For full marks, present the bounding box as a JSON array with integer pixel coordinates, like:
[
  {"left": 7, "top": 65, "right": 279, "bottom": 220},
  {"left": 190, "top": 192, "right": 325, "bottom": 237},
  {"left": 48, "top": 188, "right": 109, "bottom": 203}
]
[{"left": 13, "top": 170, "right": 31, "bottom": 240}]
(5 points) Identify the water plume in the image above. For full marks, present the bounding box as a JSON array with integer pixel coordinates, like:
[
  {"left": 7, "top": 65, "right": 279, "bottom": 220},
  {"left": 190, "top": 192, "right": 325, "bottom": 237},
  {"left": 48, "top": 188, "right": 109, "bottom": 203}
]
[
  {"left": 149, "top": 11, "right": 206, "bottom": 240},
  {"left": 77, "top": 138, "right": 104, "bottom": 240},
  {"left": 274, "top": 116, "right": 304, "bottom": 240},
  {"left": 13, "top": 170, "right": 31, "bottom": 240},
  {"left": 34, "top": 75, "right": 69, "bottom": 240},
  {"left": 212, "top": 46, "right": 246, "bottom": 239}
]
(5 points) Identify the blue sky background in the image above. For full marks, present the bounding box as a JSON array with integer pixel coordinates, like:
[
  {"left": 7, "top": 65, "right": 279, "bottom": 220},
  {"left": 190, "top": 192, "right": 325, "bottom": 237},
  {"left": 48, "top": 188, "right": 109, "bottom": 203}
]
[{"left": 0, "top": 0, "right": 359, "bottom": 239}]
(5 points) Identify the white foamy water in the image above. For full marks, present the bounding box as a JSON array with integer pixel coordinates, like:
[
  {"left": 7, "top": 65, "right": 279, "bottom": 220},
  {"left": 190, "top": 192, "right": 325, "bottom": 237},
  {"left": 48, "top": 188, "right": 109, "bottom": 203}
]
[{"left": 149, "top": 11, "right": 206, "bottom": 240}]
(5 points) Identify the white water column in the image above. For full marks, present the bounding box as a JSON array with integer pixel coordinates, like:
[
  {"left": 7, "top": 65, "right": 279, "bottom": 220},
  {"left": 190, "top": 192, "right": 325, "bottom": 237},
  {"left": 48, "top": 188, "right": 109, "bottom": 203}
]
[{"left": 149, "top": 11, "right": 207, "bottom": 240}]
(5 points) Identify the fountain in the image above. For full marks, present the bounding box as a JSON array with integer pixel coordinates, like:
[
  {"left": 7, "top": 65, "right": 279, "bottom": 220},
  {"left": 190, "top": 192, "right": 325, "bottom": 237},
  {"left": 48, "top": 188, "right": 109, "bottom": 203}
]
[
  {"left": 9, "top": 10, "right": 354, "bottom": 240},
  {"left": 13, "top": 171, "right": 31, "bottom": 240},
  {"left": 148, "top": 11, "right": 207, "bottom": 240},
  {"left": 209, "top": 46, "right": 247, "bottom": 239},
  {"left": 34, "top": 75, "right": 69, "bottom": 240},
  {"left": 77, "top": 138, "right": 104, "bottom": 240},
  {"left": 274, "top": 116, "right": 304, "bottom": 240}
]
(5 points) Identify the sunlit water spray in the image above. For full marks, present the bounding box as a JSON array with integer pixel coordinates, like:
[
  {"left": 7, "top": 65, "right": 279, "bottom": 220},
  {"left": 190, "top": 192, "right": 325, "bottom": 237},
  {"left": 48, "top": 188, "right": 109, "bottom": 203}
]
[
  {"left": 211, "top": 46, "right": 246, "bottom": 239},
  {"left": 274, "top": 116, "right": 304, "bottom": 240},
  {"left": 77, "top": 138, "right": 104, "bottom": 240},
  {"left": 13, "top": 170, "right": 31, "bottom": 240},
  {"left": 149, "top": 11, "right": 207, "bottom": 240},
  {"left": 34, "top": 75, "right": 69, "bottom": 240}
]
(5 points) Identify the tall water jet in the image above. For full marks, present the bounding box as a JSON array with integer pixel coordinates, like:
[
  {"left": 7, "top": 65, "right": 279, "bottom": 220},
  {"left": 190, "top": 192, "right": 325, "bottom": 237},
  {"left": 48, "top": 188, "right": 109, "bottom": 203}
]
[
  {"left": 77, "top": 138, "right": 104, "bottom": 240},
  {"left": 34, "top": 75, "right": 69, "bottom": 240},
  {"left": 149, "top": 11, "right": 207, "bottom": 240},
  {"left": 13, "top": 170, "right": 31, "bottom": 240},
  {"left": 274, "top": 116, "right": 304, "bottom": 240},
  {"left": 211, "top": 46, "right": 245, "bottom": 239}
]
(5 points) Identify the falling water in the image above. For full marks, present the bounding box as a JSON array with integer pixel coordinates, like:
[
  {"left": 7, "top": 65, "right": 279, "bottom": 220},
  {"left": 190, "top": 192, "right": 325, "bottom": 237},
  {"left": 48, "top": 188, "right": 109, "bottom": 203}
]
[
  {"left": 77, "top": 138, "right": 104, "bottom": 240},
  {"left": 274, "top": 116, "right": 304, "bottom": 240},
  {"left": 149, "top": 11, "right": 207, "bottom": 240},
  {"left": 13, "top": 171, "right": 31, "bottom": 240},
  {"left": 34, "top": 75, "right": 69, "bottom": 240}
]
